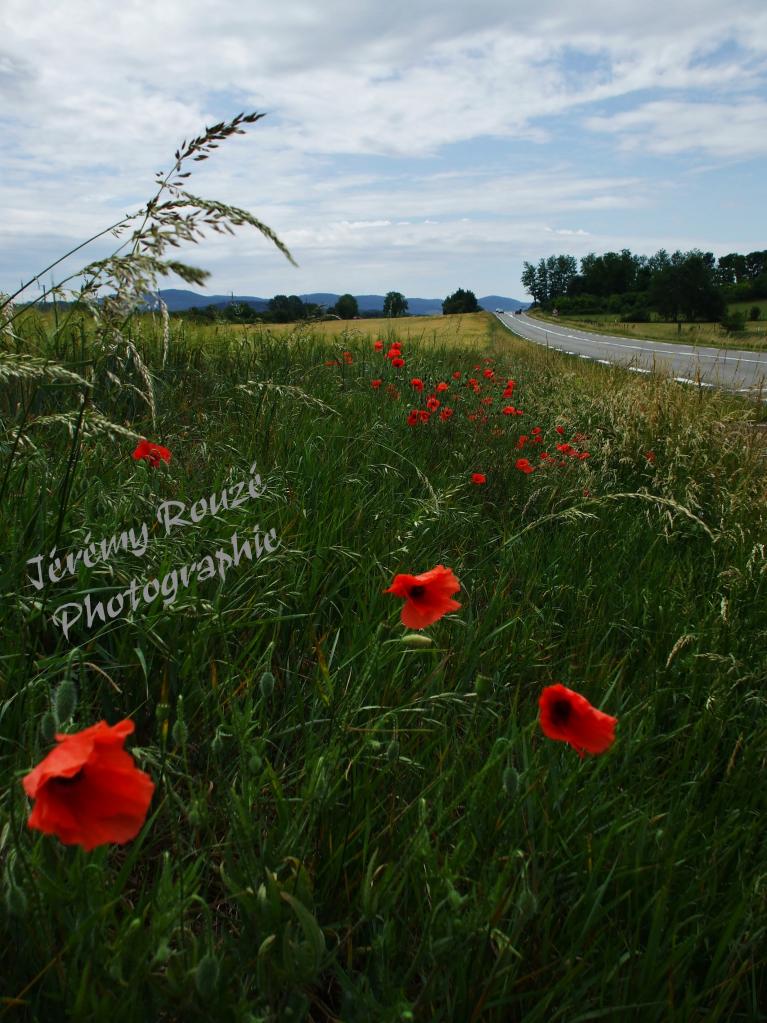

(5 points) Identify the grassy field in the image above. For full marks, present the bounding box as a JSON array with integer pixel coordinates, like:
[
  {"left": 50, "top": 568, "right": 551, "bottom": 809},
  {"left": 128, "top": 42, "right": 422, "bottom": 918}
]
[
  {"left": 229, "top": 312, "right": 492, "bottom": 349},
  {"left": 1, "top": 308, "right": 766, "bottom": 1021},
  {"left": 529, "top": 306, "right": 767, "bottom": 351}
]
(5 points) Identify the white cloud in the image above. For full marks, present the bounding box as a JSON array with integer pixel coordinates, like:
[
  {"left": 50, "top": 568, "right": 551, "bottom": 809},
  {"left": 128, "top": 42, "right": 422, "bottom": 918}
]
[{"left": 584, "top": 99, "right": 767, "bottom": 157}]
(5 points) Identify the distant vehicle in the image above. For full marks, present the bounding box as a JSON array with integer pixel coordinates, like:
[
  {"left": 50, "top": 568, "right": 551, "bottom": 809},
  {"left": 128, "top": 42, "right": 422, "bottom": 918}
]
[{"left": 495, "top": 308, "right": 504, "bottom": 313}]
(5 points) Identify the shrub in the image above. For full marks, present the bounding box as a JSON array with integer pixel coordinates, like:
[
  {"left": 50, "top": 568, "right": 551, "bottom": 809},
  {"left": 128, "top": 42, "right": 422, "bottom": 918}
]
[
  {"left": 721, "top": 308, "right": 746, "bottom": 333},
  {"left": 749, "top": 305, "right": 761, "bottom": 321}
]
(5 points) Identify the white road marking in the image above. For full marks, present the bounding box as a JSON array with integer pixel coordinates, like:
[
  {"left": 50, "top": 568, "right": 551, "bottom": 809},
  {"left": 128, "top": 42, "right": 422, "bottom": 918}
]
[{"left": 515, "top": 318, "right": 767, "bottom": 366}]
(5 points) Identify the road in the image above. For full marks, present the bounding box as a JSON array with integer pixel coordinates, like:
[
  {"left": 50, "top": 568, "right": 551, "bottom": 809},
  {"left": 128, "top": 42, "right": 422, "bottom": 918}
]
[{"left": 496, "top": 312, "right": 767, "bottom": 398}]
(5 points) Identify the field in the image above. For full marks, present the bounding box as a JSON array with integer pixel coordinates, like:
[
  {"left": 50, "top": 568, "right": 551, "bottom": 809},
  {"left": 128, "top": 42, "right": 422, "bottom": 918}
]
[
  {"left": 1, "top": 308, "right": 767, "bottom": 1022},
  {"left": 530, "top": 306, "right": 767, "bottom": 351},
  {"left": 230, "top": 312, "right": 492, "bottom": 349}
]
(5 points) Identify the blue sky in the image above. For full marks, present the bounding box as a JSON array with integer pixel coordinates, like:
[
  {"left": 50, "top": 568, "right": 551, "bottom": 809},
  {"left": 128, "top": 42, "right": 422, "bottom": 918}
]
[{"left": 1, "top": 0, "right": 766, "bottom": 303}]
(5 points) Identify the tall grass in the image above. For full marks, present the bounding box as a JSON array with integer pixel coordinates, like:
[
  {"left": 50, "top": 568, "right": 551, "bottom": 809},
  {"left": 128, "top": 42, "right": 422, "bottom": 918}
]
[{"left": 1, "top": 295, "right": 766, "bottom": 1020}]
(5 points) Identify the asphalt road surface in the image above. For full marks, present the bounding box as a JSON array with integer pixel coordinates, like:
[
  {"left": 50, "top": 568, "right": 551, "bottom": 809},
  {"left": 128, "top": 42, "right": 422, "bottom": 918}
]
[{"left": 496, "top": 312, "right": 767, "bottom": 399}]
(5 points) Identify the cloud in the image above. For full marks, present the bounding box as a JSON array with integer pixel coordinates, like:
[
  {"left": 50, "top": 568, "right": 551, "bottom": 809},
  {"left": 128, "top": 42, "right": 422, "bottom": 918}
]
[
  {"left": 584, "top": 99, "right": 767, "bottom": 157},
  {"left": 1, "top": 0, "right": 766, "bottom": 295}
]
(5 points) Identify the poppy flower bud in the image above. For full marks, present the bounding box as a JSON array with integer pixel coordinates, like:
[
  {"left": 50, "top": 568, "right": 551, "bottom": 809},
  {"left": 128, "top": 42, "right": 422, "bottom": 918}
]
[
  {"left": 259, "top": 671, "right": 275, "bottom": 700},
  {"left": 40, "top": 711, "right": 56, "bottom": 742},
  {"left": 475, "top": 674, "right": 492, "bottom": 698},
  {"left": 517, "top": 887, "right": 538, "bottom": 918},
  {"left": 448, "top": 885, "right": 466, "bottom": 909},
  {"left": 172, "top": 712, "right": 187, "bottom": 746},
  {"left": 53, "top": 678, "right": 77, "bottom": 725},
  {"left": 400, "top": 634, "right": 434, "bottom": 649},
  {"left": 502, "top": 766, "right": 520, "bottom": 797},
  {"left": 4, "top": 879, "right": 28, "bottom": 918},
  {"left": 195, "top": 953, "right": 220, "bottom": 999}
]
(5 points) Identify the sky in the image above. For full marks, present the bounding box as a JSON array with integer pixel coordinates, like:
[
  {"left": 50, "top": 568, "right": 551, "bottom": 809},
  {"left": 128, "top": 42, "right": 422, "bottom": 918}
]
[{"left": 1, "top": 0, "right": 766, "bottom": 304}]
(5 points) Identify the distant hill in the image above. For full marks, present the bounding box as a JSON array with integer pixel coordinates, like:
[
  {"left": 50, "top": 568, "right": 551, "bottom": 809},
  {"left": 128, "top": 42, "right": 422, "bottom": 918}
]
[{"left": 150, "top": 289, "right": 526, "bottom": 316}]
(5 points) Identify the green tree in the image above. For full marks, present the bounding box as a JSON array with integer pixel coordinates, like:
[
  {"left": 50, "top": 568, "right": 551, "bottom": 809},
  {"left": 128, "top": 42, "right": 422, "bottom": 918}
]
[
  {"left": 383, "top": 291, "right": 408, "bottom": 317},
  {"left": 649, "top": 250, "right": 724, "bottom": 324},
  {"left": 333, "top": 293, "right": 359, "bottom": 319},
  {"left": 442, "top": 288, "right": 480, "bottom": 315},
  {"left": 521, "top": 261, "right": 539, "bottom": 303},
  {"left": 268, "top": 294, "right": 306, "bottom": 323}
]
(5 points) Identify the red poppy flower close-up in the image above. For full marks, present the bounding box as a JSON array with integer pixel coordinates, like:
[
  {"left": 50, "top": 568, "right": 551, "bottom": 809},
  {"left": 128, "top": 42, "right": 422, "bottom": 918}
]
[
  {"left": 436, "top": 382, "right": 449, "bottom": 393},
  {"left": 426, "top": 396, "right": 441, "bottom": 411},
  {"left": 384, "top": 565, "right": 462, "bottom": 629},
  {"left": 439, "top": 408, "right": 454, "bottom": 421},
  {"left": 556, "top": 425, "right": 565, "bottom": 435},
  {"left": 471, "top": 472, "right": 486, "bottom": 484},
  {"left": 538, "top": 683, "right": 617, "bottom": 757},
  {"left": 391, "top": 357, "right": 405, "bottom": 368},
  {"left": 371, "top": 379, "right": 382, "bottom": 389},
  {"left": 515, "top": 458, "right": 534, "bottom": 474},
  {"left": 374, "top": 340, "right": 384, "bottom": 351},
  {"left": 23, "top": 719, "right": 155, "bottom": 850},
  {"left": 411, "top": 377, "right": 424, "bottom": 392},
  {"left": 132, "top": 439, "right": 171, "bottom": 468},
  {"left": 452, "top": 371, "right": 462, "bottom": 380}
]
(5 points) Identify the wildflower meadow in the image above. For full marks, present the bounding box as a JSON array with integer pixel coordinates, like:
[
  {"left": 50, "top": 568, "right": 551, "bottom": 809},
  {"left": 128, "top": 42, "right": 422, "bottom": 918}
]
[{"left": 1, "top": 115, "right": 766, "bottom": 1022}]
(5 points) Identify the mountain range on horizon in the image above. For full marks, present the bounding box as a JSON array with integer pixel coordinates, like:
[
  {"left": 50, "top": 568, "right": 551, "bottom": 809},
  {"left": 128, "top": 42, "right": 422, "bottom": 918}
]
[{"left": 150, "top": 289, "right": 527, "bottom": 316}]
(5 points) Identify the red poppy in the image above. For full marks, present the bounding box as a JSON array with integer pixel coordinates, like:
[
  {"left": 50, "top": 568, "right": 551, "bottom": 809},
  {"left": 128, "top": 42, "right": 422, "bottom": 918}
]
[
  {"left": 391, "top": 357, "right": 405, "bottom": 368},
  {"left": 23, "top": 719, "right": 155, "bottom": 850},
  {"left": 342, "top": 351, "right": 354, "bottom": 365},
  {"left": 531, "top": 426, "right": 542, "bottom": 434},
  {"left": 480, "top": 396, "right": 493, "bottom": 405},
  {"left": 411, "top": 377, "right": 424, "bottom": 392},
  {"left": 407, "top": 410, "right": 420, "bottom": 426},
  {"left": 538, "top": 684, "right": 617, "bottom": 757},
  {"left": 436, "top": 382, "right": 449, "bottom": 393},
  {"left": 384, "top": 565, "right": 461, "bottom": 629},
  {"left": 576, "top": 451, "right": 590, "bottom": 460},
  {"left": 502, "top": 406, "right": 517, "bottom": 416},
  {"left": 471, "top": 473, "right": 486, "bottom": 485},
  {"left": 452, "top": 371, "right": 462, "bottom": 380},
  {"left": 556, "top": 425, "right": 565, "bottom": 435},
  {"left": 439, "top": 408, "right": 454, "bottom": 421},
  {"left": 556, "top": 442, "right": 577, "bottom": 456},
  {"left": 515, "top": 458, "right": 534, "bottom": 474},
  {"left": 132, "top": 439, "right": 171, "bottom": 468},
  {"left": 418, "top": 410, "right": 430, "bottom": 422},
  {"left": 426, "top": 396, "right": 441, "bottom": 411},
  {"left": 516, "top": 435, "right": 528, "bottom": 448},
  {"left": 374, "top": 340, "right": 384, "bottom": 351},
  {"left": 371, "top": 379, "right": 382, "bottom": 389},
  {"left": 483, "top": 369, "right": 494, "bottom": 379},
  {"left": 645, "top": 451, "right": 656, "bottom": 463}
]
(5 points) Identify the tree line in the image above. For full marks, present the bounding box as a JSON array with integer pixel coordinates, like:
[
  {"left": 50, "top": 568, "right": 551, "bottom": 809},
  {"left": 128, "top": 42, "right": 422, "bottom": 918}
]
[
  {"left": 178, "top": 288, "right": 485, "bottom": 324},
  {"left": 521, "top": 249, "right": 767, "bottom": 325}
]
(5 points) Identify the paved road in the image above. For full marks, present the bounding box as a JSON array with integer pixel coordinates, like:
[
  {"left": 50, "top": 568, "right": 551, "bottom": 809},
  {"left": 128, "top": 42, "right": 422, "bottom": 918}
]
[{"left": 496, "top": 312, "right": 767, "bottom": 398}]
